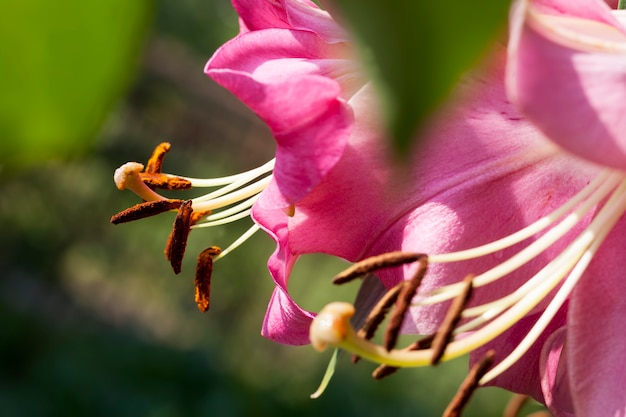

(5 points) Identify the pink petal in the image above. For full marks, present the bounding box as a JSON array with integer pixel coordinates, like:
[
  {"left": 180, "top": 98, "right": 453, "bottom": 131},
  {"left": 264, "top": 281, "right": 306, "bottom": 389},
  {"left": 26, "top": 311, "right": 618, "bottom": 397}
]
[
  {"left": 281, "top": 0, "right": 349, "bottom": 43},
  {"left": 567, "top": 217, "right": 626, "bottom": 416},
  {"left": 206, "top": 29, "right": 353, "bottom": 206},
  {"left": 232, "top": 0, "right": 348, "bottom": 42},
  {"left": 263, "top": 285, "right": 314, "bottom": 345},
  {"left": 507, "top": 0, "right": 626, "bottom": 169},
  {"left": 540, "top": 327, "right": 576, "bottom": 417},
  {"left": 253, "top": 202, "right": 315, "bottom": 345},
  {"left": 232, "top": 0, "right": 291, "bottom": 32}
]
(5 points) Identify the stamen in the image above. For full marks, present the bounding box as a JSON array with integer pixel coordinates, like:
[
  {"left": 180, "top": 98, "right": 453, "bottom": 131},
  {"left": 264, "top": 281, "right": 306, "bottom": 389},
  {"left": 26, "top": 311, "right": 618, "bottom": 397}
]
[
  {"left": 140, "top": 173, "right": 193, "bottom": 190},
  {"left": 110, "top": 199, "right": 184, "bottom": 224},
  {"left": 480, "top": 179, "right": 626, "bottom": 383},
  {"left": 177, "top": 159, "right": 275, "bottom": 188},
  {"left": 352, "top": 281, "right": 403, "bottom": 364},
  {"left": 145, "top": 142, "right": 171, "bottom": 174},
  {"left": 333, "top": 252, "right": 425, "bottom": 285},
  {"left": 165, "top": 200, "right": 193, "bottom": 274},
  {"left": 430, "top": 275, "right": 473, "bottom": 365},
  {"left": 429, "top": 170, "right": 615, "bottom": 264},
  {"left": 384, "top": 255, "right": 428, "bottom": 351},
  {"left": 424, "top": 171, "right": 621, "bottom": 305},
  {"left": 372, "top": 335, "right": 434, "bottom": 380},
  {"left": 194, "top": 246, "right": 222, "bottom": 312},
  {"left": 191, "top": 175, "right": 272, "bottom": 212},
  {"left": 309, "top": 178, "right": 626, "bottom": 379},
  {"left": 442, "top": 350, "right": 495, "bottom": 417},
  {"left": 213, "top": 224, "right": 261, "bottom": 261},
  {"left": 193, "top": 196, "right": 258, "bottom": 227},
  {"left": 357, "top": 282, "right": 403, "bottom": 341},
  {"left": 310, "top": 349, "right": 339, "bottom": 399},
  {"left": 113, "top": 144, "right": 273, "bottom": 312}
]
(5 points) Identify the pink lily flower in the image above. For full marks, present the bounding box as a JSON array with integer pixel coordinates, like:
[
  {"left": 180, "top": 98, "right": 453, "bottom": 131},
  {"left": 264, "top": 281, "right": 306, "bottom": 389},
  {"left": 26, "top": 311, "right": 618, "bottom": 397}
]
[
  {"left": 112, "top": 0, "right": 626, "bottom": 414},
  {"left": 206, "top": 0, "right": 626, "bottom": 414}
]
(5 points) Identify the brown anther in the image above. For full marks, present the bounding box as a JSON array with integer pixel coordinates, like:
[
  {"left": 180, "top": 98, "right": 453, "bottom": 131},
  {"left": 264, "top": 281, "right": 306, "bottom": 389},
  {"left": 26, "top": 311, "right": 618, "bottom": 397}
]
[
  {"left": 145, "top": 142, "right": 171, "bottom": 174},
  {"left": 442, "top": 349, "right": 495, "bottom": 417},
  {"left": 372, "top": 334, "right": 435, "bottom": 380},
  {"left": 332, "top": 252, "right": 426, "bottom": 285},
  {"left": 431, "top": 274, "right": 474, "bottom": 365},
  {"left": 191, "top": 209, "right": 212, "bottom": 225},
  {"left": 194, "top": 246, "right": 222, "bottom": 312},
  {"left": 358, "top": 282, "right": 404, "bottom": 341},
  {"left": 384, "top": 255, "right": 428, "bottom": 351},
  {"left": 110, "top": 199, "right": 185, "bottom": 224},
  {"left": 140, "top": 173, "right": 192, "bottom": 190},
  {"left": 164, "top": 199, "right": 193, "bottom": 274}
]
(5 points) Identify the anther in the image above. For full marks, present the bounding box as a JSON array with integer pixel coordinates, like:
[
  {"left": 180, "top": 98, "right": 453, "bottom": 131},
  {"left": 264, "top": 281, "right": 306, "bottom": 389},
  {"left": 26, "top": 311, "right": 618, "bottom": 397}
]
[
  {"left": 110, "top": 199, "right": 185, "bottom": 224},
  {"left": 358, "top": 282, "right": 403, "bottom": 341},
  {"left": 372, "top": 334, "right": 434, "bottom": 380},
  {"left": 165, "top": 199, "right": 193, "bottom": 274},
  {"left": 194, "top": 246, "right": 222, "bottom": 312},
  {"left": 431, "top": 275, "right": 474, "bottom": 365},
  {"left": 384, "top": 255, "right": 428, "bottom": 351},
  {"left": 352, "top": 281, "right": 403, "bottom": 364},
  {"left": 145, "top": 142, "right": 171, "bottom": 174},
  {"left": 140, "top": 173, "right": 192, "bottom": 190},
  {"left": 332, "top": 252, "right": 426, "bottom": 285},
  {"left": 442, "top": 349, "right": 495, "bottom": 417}
]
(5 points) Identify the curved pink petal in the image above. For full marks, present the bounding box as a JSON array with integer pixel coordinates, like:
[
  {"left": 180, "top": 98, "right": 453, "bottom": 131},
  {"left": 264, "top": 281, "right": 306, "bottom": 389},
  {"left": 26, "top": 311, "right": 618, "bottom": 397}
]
[
  {"left": 507, "top": 0, "right": 626, "bottom": 169},
  {"left": 263, "top": 286, "right": 314, "bottom": 345},
  {"left": 540, "top": 327, "right": 575, "bottom": 417},
  {"left": 567, "top": 218, "right": 626, "bottom": 416},
  {"left": 280, "top": 0, "right": 349, "bottom": 43},
  {"left": 232, "top": 0, "right": 347, "bottom": 42},
  {"left": 253, "top": 200, "right": 314, "bottom": 345},
  {"left": 206, "top": 29, "right": 353, "bottom": 206},
  {"left": 232, "top": 0, "right": 291, "bottom": 33}
]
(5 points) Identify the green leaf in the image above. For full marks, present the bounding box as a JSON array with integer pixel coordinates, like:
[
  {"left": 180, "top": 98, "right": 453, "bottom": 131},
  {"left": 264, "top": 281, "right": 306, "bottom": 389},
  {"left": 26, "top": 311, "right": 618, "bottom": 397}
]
[
  {"left": 329, "top": 1, "right": 508, "bottom": 153},
  {"left": 0, "top": 0, "right": 152, "bottom": 169}
]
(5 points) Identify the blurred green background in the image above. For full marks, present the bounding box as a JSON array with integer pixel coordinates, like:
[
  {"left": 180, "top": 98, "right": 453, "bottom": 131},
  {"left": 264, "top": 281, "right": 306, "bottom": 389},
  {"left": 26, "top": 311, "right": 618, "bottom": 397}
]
[{"left": 0, "top": 1, "right": 542, "bottom": 416}]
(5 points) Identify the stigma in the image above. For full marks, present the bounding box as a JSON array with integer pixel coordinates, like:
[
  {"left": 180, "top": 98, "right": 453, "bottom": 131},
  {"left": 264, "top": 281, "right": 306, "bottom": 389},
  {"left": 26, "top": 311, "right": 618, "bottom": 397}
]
[
  {"left": 310, "top": 168, "right": 626, "bottom": 385},
  {"left": 111, "top": 142, "right": 273, "bottom": 310}
]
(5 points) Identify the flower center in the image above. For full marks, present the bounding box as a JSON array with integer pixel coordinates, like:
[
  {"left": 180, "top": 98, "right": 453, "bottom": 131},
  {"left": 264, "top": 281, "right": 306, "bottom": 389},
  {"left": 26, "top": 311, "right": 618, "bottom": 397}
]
[
  {"left": 111, "top": 142, "right": 273, "bottom": 309},
  {"left": 310, "top": 168, "right": 626, "bottom": 385}
]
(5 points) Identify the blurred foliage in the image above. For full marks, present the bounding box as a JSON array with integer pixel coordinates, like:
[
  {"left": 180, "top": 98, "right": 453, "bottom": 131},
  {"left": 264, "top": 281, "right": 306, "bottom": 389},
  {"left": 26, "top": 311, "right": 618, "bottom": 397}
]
[
  {"left": 329, "top": 0, "right": 509, "bottom": 154},
  {"left": 0, "top": 0, "right": 151, "bottom": 169},
  {"left": 0, "top": 1, "right": 547, "bottom": 416}
]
